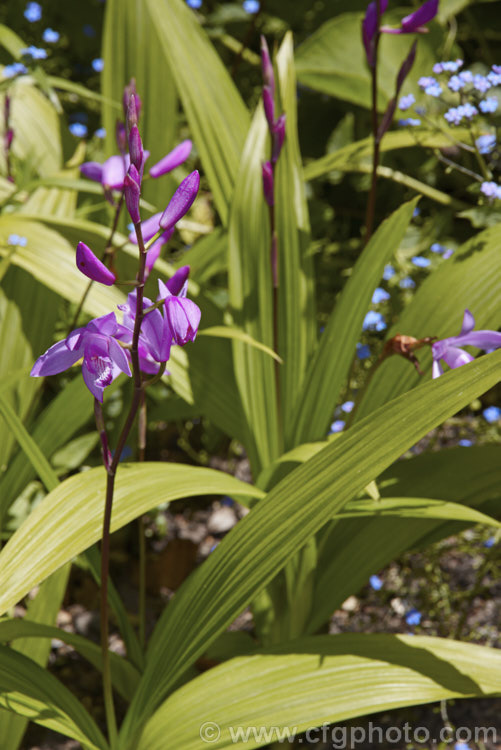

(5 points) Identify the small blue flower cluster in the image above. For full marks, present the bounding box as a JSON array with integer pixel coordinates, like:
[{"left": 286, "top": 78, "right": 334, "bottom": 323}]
[
  {"left": 20, "top": 45, "right": 47, "bottom": 60},
  {"left": 7, "top": 234, "right": 28, "bottom": 247},
  {"left": 399, "top": 61, "right": 501, "bottom": 127},
  {"left": 480, "top": 181, "right": 501, "bottom": 200},
  {"left": 3, "top": 62, "right": 28, "bottom": 78}
]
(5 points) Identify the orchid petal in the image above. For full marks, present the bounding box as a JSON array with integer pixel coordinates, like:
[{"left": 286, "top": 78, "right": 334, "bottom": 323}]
[
  {"left": 108, "top": 336, "right": 132, "bottom": 376},
  {"left": 86, "top": 312, "right": 118, "bottom": 338},
  {"left": 442, "top": 345, "right": 475, "bottom": 370},
  {"left": 432, "top": 359, "right": 443, "bottom": 379},
  {"left": 80, "top": 161, "right": 104, "bottom": 183},
  {"left": 149, "top": 140, "right": 192, "bottom": 178},
  {"left": 165, "top": 296, "right": 201, "bottom": 345},
  {"left": 129, "top": 212, "right": 163, "bottom": 244},
  {"left": 166, "top": 266, "right": 190, "bottom": 296},
  {"left": 30, "top": 339, "right": 82, "bottom": 377},
  {"left": 102, "top": 155, "right": 126, "bottom": 189},
  {"left": 459, "top": 308, "right": 475, "bottom": 335},
  {"left": 457, "top": 330, "right": 501, "bottom": 350}
]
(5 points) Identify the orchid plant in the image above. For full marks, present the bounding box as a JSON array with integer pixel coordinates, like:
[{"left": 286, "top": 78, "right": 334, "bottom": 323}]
[{"left": 0, "top": 1, "right": 501, "bottom": 750}]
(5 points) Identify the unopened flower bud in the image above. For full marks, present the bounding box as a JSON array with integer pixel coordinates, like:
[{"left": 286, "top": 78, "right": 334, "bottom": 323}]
[
  {"left": 262, "top": 86, "right": 275, "bottom": 131},
  {"left": 124, "top": 164, "right": 141, "bottom": 224},
  {"left": 123, "top": 78, "right": 141, "bottom": 121},
  {"left": 159, "top": 170, "right": 200, "bottom": 231},
  {"left": 126, "top": 96, "right": 138, "bottom": 136},
  {"left": 76, "top": 241, "right": 116, "bottom": 285},
  {"left": 272, "top": 114, "right": 286, "bottom": 162},
  {"left": 129, "top": 125, "right": 143, "bottom": 170},
  {"left": 260, "top": 36, "right": 275, "bottom": 95},
  {"left": 262, "top": 161, "right": 274, "bottom": 206}
]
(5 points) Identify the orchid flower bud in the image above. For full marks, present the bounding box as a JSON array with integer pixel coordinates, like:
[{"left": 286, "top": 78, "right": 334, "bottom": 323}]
[
  {"left": 129, "top": 125, "right": 143, "bottom": 171},
  {"left": 262, "top": 161, "right": 274, "bottom": 206},
  {"left": 149, "top": 140, "right": 192, "bottom": 178},
  {"left": 124, "top": 164, "right": 141, "bottom": 224},
  {"left": 126, "top": 96, "right": 138, "bottom": 136},
  {"left": 159, "top": 170, "right": 200, "bottom": 231},
  {"left": 272, "top": 115, "right": 286, "bottom": 163},
  {"left": 123, "top": 78, "right": 141, "bottom": 121},
  {"left": 76, "top": 242, "right": 116, "bottom": 286},
  {"left": 260, "top": 36, "right": 275, "bottom": 95},
  {"left": 262, "top": 86, "right": 275, "bottom": 131}
]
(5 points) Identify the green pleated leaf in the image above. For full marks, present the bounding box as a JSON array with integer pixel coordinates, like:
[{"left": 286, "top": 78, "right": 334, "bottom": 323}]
[
  {"left": 275, "top": 34, "right": 316, "bottom": 445},
  {"left": 290, "top": 197, "right": 419, "bottom": 446},
  {"left": 102, "top": 0, "right": 178, "bottom": 206},
  {"left": 199, "top": 326, "right": 282, "bottom": 362},
  {"left": 308, "top": 445, "right": 501, "bottom": 633},
  {"left": 0, "top": 217, "right": 125, "bottom": 315},
  {"left": 339, "top": 496, "right": 501, "bottom": 525},
  {"left": 356, "top": 223, "right": 501, "bottom": 420},
  {"left": 0, "top": 645, "right": 107, "bottom": 750},
  {"left": 3, "top": 77, "right": 61, "bottom": 176},
  {"left": 227, "top": 90, "right": 279, "bottom": 471},
  {"left": 143, "top": 0, "right": 250, "bottom": 225},
  {"left": 138, "top": 634, "right": 501, "bottom": 750},
  {"left": 0, "top": 377, "right": 92, "bottom": 519},
  {"left": 295, "top": 11, "right": 440, "bottom": 110},
  {"left": 0, "top": 394, "right": 59, "bottom": 497},
  {"left": 304, "top": 129, "right": 472, "bottom": 182},
  {"left": 119, "top": 351, "right": 501, "bottom": 746},
  {"left": 0, "top": 463, "right": 263, "bottom": 616},
  {"left": 0, "top": 620, "right": 139, "bottom": 702}
]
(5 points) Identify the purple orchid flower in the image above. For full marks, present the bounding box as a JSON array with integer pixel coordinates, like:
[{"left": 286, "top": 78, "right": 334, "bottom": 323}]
[
  {"left": 158, "top": 277, "right": 201, "bottom": 346},
  {"left": 432, "top": 309, "right": 501, "bottom": 378},
  {"left": 31, "top": 313, "right": 131, "bottom": 401},
  {"left": 76, "top": 242, "right": 116, "bottom": 285},
  {"left": 116, "top": 292, "right": 172, "bottom": 374}
]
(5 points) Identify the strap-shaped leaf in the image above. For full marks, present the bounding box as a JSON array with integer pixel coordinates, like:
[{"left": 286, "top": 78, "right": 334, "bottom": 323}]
[
  {"left": 290, "top": 197, "right": 418, "bottom": 445},
  {"left": 227, "top": 86, "right": 279, "bottom": 471},
  {"left": 0, "top": 645, "right": 107, "bottom": 750},
  {"left": 275, "top": 34, "right": 316, "bottom": 444},
  {"left": 143, "top": 0, "right": 250, "bottom": 225},
  {"left": 138, "top": 634, "right": 501, "bottom": 749},
  {"left": 0, "top": 217, "right": 124, "bottom": 318},
  {"left": 304, "top": 129, "right": 471, "bottom": 182},
  {"left": 0, "top": 620, "right": 139, "bottom": 702},
  {"left": 0, "top": 463, "right": 263, "bottom": 616},
  {"left": 119, "top": 351, "right": 501, "bottom": 745},
  {"left": 102, "top": 0, "right": 178, "bottom": 207}
]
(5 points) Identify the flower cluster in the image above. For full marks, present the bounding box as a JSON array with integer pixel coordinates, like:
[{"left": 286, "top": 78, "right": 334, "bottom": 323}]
[
  {"left": 398, "top": 59, "right": 501, "bottom": 199},
  {"left": 31, "top": 82, "right": 201, "bottom": 402}
]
